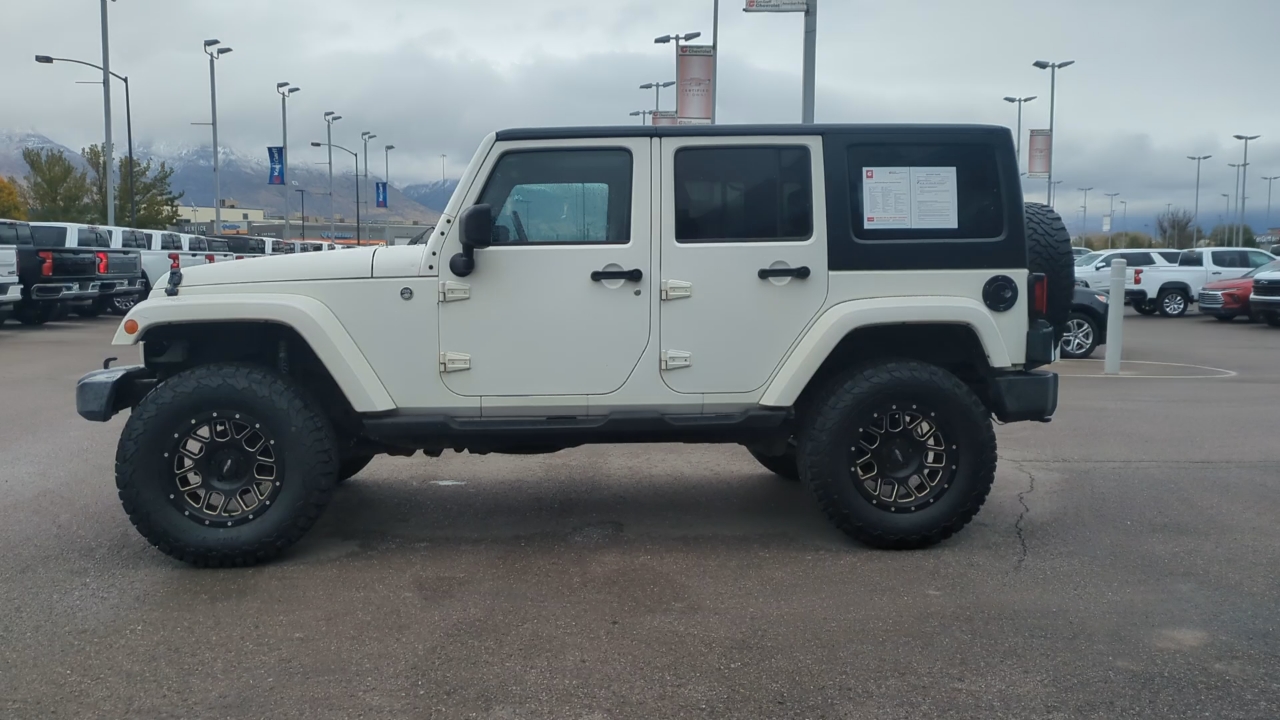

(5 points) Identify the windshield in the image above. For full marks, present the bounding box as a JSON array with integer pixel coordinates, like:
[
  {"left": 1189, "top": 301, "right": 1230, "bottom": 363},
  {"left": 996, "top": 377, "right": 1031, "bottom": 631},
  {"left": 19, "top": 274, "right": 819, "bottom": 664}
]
[
  {"left": 1245, "top": 260, "right": 1280, "bottom": 278},
  {"left": 1075, "top": 253, "right": 1101, "bottom": 267}
]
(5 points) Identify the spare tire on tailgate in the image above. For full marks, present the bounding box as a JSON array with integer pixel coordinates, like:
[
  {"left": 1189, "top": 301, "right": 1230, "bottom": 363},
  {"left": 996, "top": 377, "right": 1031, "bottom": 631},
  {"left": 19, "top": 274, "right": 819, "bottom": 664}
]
[{"left": 1024, "top": 202, "right": 1074, "bottom": 336}]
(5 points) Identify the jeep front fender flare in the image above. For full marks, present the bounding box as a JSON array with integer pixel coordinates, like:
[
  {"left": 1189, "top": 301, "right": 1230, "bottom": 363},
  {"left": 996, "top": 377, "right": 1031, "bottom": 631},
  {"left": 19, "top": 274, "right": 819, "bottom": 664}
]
[
  {"left": 112, "top": 293, "right": 396, "bottom": 413},
  {"left": 759, "top": 297, "right": 1013, "bottom": 408}
]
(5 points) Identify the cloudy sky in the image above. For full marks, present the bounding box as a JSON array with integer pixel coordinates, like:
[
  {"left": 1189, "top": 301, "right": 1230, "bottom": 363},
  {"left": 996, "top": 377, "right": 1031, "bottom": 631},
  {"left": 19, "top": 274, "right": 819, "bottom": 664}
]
[{"left": 3, "top": 0, "right": 1280, "bottom": 233}]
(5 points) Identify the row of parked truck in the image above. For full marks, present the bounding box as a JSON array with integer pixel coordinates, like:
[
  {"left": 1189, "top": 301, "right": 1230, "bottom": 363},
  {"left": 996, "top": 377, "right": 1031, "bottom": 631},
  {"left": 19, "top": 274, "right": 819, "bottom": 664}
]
[
  {"left": 1073, "top": 246, "right": 1280, "bottom": 322},
  {"left": 0, "top": 218, "right": 338, "bottom": 326}
]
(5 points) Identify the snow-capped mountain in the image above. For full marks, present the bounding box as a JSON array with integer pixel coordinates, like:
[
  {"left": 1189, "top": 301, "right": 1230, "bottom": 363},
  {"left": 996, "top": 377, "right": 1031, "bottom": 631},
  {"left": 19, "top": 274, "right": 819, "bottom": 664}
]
[{"left": 401, "top": 179, "right": 460, "bottom": 213}]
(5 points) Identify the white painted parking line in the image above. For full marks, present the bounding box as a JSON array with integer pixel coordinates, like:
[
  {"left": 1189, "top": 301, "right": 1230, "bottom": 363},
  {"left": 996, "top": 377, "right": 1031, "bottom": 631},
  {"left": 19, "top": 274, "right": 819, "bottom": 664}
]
[{"left": 1054, "top": 359, "right": 1237, "bottom": 379}]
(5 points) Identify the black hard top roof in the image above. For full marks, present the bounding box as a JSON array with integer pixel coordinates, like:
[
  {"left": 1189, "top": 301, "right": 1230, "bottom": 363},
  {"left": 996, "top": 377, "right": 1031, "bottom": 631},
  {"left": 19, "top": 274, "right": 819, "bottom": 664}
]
[{"left": 495, "top": 123, "right": 1008, "bottom": 142}]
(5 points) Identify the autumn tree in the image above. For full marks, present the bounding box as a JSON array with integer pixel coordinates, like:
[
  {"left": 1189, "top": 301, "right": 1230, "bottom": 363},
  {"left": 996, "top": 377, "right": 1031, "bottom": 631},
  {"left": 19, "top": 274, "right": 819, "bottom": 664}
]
[
  {"left": 1155, "top": 208, "right": 1198, "bottom": 249},
  {"left": 0, "top": 176, "right": 27, "bottom": 220},
  {"left": 20, "top": 147, "right": 94, "bottom": 222},
  {"left": 82, "top": 144, "right": 183, "bottom": 229}
]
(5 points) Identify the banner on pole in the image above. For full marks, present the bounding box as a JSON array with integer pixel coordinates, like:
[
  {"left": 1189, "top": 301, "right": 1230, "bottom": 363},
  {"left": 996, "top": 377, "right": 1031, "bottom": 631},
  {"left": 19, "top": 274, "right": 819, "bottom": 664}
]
[
  {"left": 375, "top": 182, "right": 388, "bottom": 209},
  {"left": 677, "top": 45, "right": 715, "bottom": 123},
  {"left": 1102, "top": 214, "right": 1112, "bottom": 233},
  {"left": 652, "top": 111, "right": 679, "bottom": 126},
  {"left": 1027, "top": 130, "right": 1051, "bottom": 178},
  {"left": 267, "top": 146, "right": 285, "bottom": 185},
  {"left": 744, "top": 0, "right": 809, "bottom": 11}
]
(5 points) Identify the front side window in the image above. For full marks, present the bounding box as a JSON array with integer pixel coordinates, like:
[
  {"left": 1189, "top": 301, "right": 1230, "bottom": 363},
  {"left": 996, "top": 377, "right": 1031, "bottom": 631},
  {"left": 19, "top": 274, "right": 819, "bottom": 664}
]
[
  {"left": 1156, "top": 251, "right": 1181, "bottom": 263},
  {"left": 1213, "top": 250, "right": 1249, "bottom": 268},
  {"left": 1178, "top": 251, "right": 1203, "bottom": 267},
  {"left": 1121, "top": 252, "right": 1156, "bottom": 267},
  {"left": 674, "top": 146, "right": 812, "bottom": 243},
  {"left": 477, "top": 149, "right": 633, "bottom": 245},
  {"left": 1076, "top": 252, "right": 1101, "bottom": 267}
]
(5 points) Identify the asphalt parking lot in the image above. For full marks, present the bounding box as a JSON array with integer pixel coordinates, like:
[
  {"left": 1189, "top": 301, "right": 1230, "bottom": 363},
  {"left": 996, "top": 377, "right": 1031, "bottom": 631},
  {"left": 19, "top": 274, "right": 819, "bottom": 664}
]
[{"left": 2, "top": 311, "right": 1278, "bottom": 719}]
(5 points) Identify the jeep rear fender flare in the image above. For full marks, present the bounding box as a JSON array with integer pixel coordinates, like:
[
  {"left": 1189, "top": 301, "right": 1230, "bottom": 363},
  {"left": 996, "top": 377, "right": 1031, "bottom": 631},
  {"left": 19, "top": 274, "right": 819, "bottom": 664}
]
[
  {"left": 759, "top": 297, "right": 1013, "bottom": 408},
  {"left": 112, "top": 293, "right": 396, "bottom": 413}
]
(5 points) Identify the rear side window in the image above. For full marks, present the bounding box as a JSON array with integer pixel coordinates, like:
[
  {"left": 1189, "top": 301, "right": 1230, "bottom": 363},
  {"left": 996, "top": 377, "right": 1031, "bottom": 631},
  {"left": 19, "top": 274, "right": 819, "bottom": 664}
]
[
  {"left": 674, "top": 146, "right": 812, "bottom": 243},
  {"left": 0, "top": 224, "right": 32, "bottom": 245},
  {"left": 1212, "top": 251, "right": 1249, "bottom": 268},
  {"left": 1156, "top": 251, "right": 1181, "bottom": 263},
  {"left": 207, "top": 238, "right": 231, "bottom": 253},
  {"left": 1120, "top": 252, "right": 1156, "bottom": 267},
  {"left": 121, "top": 230, "right": 148, "bottom": 249},
  {"left": 159, "top": 233, "right": 182, "bottom": 251},
  {"left": 271, "top": 240, "right": 290, "bottom": 254},
  {"left": 78, "top": 228, "right": 110, "bottom": 248},
  {"left": 1178, "top": 251, "right": 1203, "bottom": 267},
  {"left": 225, "top": 237, "right": 266, "bottom": 254},
  {"left": 847, "top": 143, "right": 1004, "bottom": 241},
  {"left": 188, "top": 237, "right": 207, "bottom": 251},
  {"left": 31, "top": 226, "right": 68, "bottom": 247},
  {"left": 478, "top": 148, "right": 633, "bottom": 245}
]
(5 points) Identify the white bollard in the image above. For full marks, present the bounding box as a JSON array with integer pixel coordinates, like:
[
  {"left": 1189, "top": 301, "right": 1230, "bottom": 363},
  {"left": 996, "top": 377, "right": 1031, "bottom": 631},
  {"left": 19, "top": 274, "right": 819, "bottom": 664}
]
[{"left": 1104, "top": 258, "right": 1126, "bottom": 375}]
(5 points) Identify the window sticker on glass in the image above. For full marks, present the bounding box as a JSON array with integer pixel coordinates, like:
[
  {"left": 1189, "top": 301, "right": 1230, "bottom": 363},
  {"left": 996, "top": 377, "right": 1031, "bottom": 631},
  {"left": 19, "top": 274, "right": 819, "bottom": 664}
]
[{"left": 862, "top": 166, "right": 959, "bottom": 230}]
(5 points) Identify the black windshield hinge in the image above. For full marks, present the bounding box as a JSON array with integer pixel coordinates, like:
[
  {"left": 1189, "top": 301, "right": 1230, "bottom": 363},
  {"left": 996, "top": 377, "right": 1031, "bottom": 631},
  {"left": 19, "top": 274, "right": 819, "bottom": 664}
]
[{"left": 164, "top": 269, "right": 183, "bottom": 297}]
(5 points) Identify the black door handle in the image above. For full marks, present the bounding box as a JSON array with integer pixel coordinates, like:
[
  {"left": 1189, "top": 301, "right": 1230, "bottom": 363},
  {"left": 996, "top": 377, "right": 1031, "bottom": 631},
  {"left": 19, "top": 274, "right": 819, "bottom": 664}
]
[
  {"left": 758, "top": 266, "right": 811, "bottom": 280},
  {"left": 591, "top": 268, "right": 644, "bottom": 282}
]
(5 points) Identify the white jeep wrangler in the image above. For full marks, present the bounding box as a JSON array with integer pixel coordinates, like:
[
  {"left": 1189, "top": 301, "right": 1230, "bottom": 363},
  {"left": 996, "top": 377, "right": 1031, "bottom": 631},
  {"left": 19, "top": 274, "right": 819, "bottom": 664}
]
[{"left": 77, "top": 124, "right": 1073, "bottom": 567}]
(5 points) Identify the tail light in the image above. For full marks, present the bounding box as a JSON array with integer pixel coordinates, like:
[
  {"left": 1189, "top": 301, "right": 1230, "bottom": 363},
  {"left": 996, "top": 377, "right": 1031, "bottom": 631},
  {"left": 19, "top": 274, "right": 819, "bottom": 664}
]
[
  {"left": 205, "top": 254, "right": 216, "bottom": 263},
  {"left": 1133, "top": 268, "right": 1143, "bottom": 285},
  {"left": 235, "top": 255, "right": 245, "bottom": 260},
  {"left": 96, "top": 251, "right": 109, "bottom": 274},
  {"left": 1028, "top": 273, "right": 1048, "bottom": 316},
  {"left": 37, "top": 250, "right": 54, "bottom": 277},
  {"left": 168, "top": 253, "right": 180, "bottom": 270}
]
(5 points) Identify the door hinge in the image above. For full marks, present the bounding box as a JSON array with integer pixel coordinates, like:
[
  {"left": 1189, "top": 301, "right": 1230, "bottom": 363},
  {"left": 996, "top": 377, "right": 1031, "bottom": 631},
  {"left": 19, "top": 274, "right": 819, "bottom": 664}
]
[
  {"left": 438, "top": 280, "right": 470, "bottom": 302},
  {"left": 439, "top": 352, "right": 471, "bottom": 373},
  {"left": 661, "top": 279, "right": 693, "bottom": 301},
  {"left": 660, "top": 350, "right": 692, "bottom": 371}
]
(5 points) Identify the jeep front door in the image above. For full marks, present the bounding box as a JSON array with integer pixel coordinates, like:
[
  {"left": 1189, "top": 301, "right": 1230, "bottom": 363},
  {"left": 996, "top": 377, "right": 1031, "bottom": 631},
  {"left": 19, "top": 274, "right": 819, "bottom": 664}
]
[
  {"left": 438, "top": 141, "right": 652, "bottom": 398},
  {"left": 658, "top": 138, "right": 828, "bottom": 394}
]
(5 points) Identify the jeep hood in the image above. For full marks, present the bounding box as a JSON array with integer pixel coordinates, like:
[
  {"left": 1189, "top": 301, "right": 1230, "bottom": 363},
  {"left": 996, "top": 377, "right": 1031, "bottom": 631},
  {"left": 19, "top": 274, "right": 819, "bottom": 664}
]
[{"left": 166, "top": 247, "right": 376, "bottom": 288}]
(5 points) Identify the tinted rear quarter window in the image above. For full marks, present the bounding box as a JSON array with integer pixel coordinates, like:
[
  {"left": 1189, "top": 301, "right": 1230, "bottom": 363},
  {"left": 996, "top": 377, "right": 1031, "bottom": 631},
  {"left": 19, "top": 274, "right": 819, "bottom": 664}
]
[
  {"left": 160, "top": 233, "right": 182, "bottom": 251},
  {"left": 1156, "top": 251, "right": 1181, "bottom": 263},
  {"left": 77, "top": 228, "right": 110, "bottom": 248},
  {"left": 1178, "top": 252, "right": 1203, "bottom": 267},
  {"left": 207, "top": 238, "right": 231, "bottom": 253},
  {"left": 1121, "top": 252, "right": 1156, "bottom": 267},
  {"left": 122, "top": 230, "right": 148, "bottom": 249},
  {"left": 0, "top": 224, "right": 31, "bottom": 245},
  {"left": 188, "top": 237, "right": 207, "bottom": 251},
  {"left": 31, "top": 226, "right": 67, "bottom": 247},
  {"left": 674, "top": 146, "right": 812, "bottom": 243}
]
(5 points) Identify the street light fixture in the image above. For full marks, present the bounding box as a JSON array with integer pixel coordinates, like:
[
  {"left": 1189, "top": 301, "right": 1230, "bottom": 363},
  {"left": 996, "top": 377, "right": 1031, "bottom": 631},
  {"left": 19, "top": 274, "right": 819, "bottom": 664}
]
[
  {"left": 640, "top": 81, "right": 676, "bottom": 113},
  {"left": 1049, "top": 179, "right": 1063, "bottom": 208},
  {"left": 1120, "top": 200, "right": 1128, "bottom": 235},
  {"left": 1263, "top": 175, "right": 1280, "bottom": 228},
  {"left": 361, "top": 132, "right": 377, "bottom": 234},
  {"left": 203, "top": 39, "right": 232, "bottom": 230},
  {"left": 312, "top": 141, "right": 362, "bottom": 245},
  {"left": 1033, "top": 60, "right": 1075, "bottom": 204},
  {"left": 1104, "top": 192, "right": 1120, "bottom": 248},
  {"left": 323, "top": 112, "right": 341, "bottom": 237},
  {"left": 1187, "top": 154, "right": 1211, "bottom": 247},
  {"left": 384, "top": 145, "right": 396, "bottom": 204},
  {"left": 35, "top": 53, "right": 137, "bottom": 227},
  {"left": 1233, "top": 134, "right": 1261, "bottom": 246},
  {"left": 277, "top": 82, "right": 300, "bottom": 240},
  {"left": 629, "top": 109, "right": 656, "bottom": 125},
  {"left": 1229, "top": 162, "right": 1246, "bottom": 247},
  {"left": 1002, "top": 95, "right": 1037, "bottom": 164},
  {"left": 1078, "top": 187, "right": 1094, "bottom": 243}
]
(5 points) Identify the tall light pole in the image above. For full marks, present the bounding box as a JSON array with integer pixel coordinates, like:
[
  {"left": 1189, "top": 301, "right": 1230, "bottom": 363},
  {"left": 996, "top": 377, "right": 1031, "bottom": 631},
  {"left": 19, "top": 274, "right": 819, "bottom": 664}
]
[
  {"left": 1222, "top": 193, "right": 1231, "bottom": 237},
  {"left": 712, "top": 0, "right": 720, "bottom": 123},
  {"left": 1229, "top": 162, "right": 1244, "bottom": 247},
  {"left": 1120, "top": 200, "right": 1128, "bottom": 235},
  {"left": 1105, "top": 192, "right": 1120, "bottom": 249},
  {"left": 323, "top": 112, "right": 341, "bottom": 237},
  {"left": 1049, "top": 180, "right": 1063, "bottom": 208},
  {"left": 1078, "top": 187, "right": 1093, "bottom": 243},
  {"left": 99, "top": 0, "right": 115, "bottom": 227},
  {"left": 361, "top": 131, "right": 376, "bottom": 229},
  {"left": 440, "top": 154, "right": 447, "bottom": 182},
  {"left": 629, "top": 109, "right": 656, "bottom": 124},
  {"left": 1165, "top": 203, "right": 1173, "bottom": 247},
  {"left": 1002, "top": 95, "right": 1037, "bottom": 165},
  {"left": 742, "top": 1, "right": 818, "bottom": 123},
  {"left": 1033, "top": 60, "right": 1075, "bottom": 205},
  {"left": 36, "top": 54, "right": 135, "bottom": 227},
  {"left": 1187, "top": 154, "right": 1211, "bottom": 248},
  {"left": 654, "top": 31, "right": 703, "bottom": 121},
  {"left": 295, "top": 188, "right": 307, "bottom": 241},
  {"left": 1264, "top": 175, "right": 1280, "bottom": 229},
  {"left": 277, "top": 82, "right": 299, "bottom": 241},
  {"left": 640, "top": 81, "right": 676, "bottom": 113},
  {"left": 203, "top": 39, "right": 232, "bottom": 231},
  {"left": 1233, "top": 134, "right": 1260, "bottom": 247},
  {"left": 384, "top": 145, "right": 395, "bottom": 195},
  {"left": 311, "top": 141, "right": 360, "bottom": 245}
]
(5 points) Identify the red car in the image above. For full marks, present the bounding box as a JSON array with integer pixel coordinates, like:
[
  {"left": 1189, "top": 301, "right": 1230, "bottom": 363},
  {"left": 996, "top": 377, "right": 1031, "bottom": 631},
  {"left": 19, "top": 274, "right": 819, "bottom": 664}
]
[{"left": 1198, "top": 259, "right": 1280, "bottom": 321}]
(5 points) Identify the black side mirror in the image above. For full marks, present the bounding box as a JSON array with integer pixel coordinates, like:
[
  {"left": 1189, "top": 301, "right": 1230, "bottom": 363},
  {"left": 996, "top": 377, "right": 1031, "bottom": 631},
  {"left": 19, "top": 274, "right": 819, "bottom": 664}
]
[{"left": 450, "top": 204, "right": 494, "bottom": 277}]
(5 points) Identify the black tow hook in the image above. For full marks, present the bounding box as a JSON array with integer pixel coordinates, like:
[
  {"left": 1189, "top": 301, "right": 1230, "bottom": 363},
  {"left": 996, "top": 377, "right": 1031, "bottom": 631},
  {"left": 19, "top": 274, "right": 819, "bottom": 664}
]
[{"left": 103, "top": 356, "right": 118, "bottom": 370}]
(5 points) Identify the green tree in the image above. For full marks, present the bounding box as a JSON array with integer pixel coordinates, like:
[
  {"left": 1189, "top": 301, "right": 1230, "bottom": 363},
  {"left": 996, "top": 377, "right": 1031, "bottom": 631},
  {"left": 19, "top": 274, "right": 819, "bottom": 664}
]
[
  {"left": 1082, "top": 231, "right": 1155, "bottom": 250},
  {"left": 20, "top": 147, "right": 94, "bottom": 222},
  {"left": 1205, "top": 223, "right": 1257, "bottom": 247},
  {"left": 82, "top": 144, "right": 183, "bottom": 229},
  {"left": 0, "top": 176, "right": 27, "bottom": 220}
]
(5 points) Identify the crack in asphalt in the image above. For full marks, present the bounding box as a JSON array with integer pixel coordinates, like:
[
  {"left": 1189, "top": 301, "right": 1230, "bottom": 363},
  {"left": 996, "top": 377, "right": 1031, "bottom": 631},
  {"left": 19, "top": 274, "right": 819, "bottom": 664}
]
[{"left": 1011, "top": 461, "right": 1036, "bottom": 567}]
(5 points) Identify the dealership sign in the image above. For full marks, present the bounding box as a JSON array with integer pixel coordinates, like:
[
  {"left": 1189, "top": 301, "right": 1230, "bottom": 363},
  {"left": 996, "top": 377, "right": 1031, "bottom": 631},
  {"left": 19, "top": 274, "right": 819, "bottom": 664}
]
[
  {"left": 744, "top": 0, "right": 809, "bottom": 11},
  {"left": 267, "top": 146, "right": 284, "bottom": 185},
  {"left": 676, "top": 45, "right": 715, "bottom": 124},
  {"left": 1027, "top": 130, "right": 1052, "bottom": 178}
]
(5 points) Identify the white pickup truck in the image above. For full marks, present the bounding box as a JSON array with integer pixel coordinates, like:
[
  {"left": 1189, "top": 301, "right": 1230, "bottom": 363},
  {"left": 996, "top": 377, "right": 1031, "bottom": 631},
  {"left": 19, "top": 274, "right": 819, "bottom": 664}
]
[
  {"left": 1125, "top": 247, "right": 1278, "bottom": 317},
  {"left": 0, "top": 233, "right": 19, "bottom": 323}
]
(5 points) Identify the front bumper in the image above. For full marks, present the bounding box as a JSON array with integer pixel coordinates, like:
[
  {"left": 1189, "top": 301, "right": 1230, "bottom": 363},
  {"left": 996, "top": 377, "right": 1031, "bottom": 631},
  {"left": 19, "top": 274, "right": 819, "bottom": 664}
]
[
  {"left": 75, "top": 365, "right": 155, "bottom": 422},
  {"left": 987, "top": 370, "right": 1058, "bottom": 423},
  {"left": 1250, "top": 295, "right": 1280, "bottom": 313}
]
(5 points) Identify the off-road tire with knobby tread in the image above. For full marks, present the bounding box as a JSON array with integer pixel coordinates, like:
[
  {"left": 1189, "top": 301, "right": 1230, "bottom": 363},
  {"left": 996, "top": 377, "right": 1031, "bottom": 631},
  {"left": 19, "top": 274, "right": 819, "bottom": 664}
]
[
  {"left": 748, "top": 446, "right": 800, "bottom": 482},
  {"left": 115, "top": 363, "right": 339, "bottom": 567},
  {"left": 1023, "top": 202, "right": 1075, "bottom": 337},
  {"left": 337, "top": 455, "right": 375, "bottom": 483},
  {"left": 798, "top": 360, "right": 997, "bottom": 550}
]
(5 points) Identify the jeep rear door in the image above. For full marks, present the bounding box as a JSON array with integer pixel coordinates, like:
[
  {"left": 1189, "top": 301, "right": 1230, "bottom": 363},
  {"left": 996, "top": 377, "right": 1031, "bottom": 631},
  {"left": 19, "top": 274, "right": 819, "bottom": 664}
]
[
  {"left": 437, "top": 139, "right": 653, "bottom": 398},
  {"left": 657, "top": 136, "right": 828, "bottom": 394}
]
